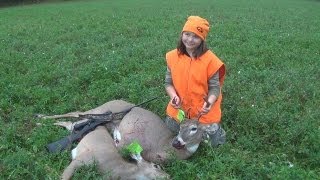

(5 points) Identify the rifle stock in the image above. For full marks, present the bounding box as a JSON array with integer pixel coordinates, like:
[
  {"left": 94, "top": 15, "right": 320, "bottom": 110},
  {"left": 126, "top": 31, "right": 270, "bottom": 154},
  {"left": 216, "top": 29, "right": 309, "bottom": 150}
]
[
  {"left": 47, "top": 136, "right": 74, "bottom": 153},
  {"left": 46, "top": 120, "right": 103, "bottom": 153}
]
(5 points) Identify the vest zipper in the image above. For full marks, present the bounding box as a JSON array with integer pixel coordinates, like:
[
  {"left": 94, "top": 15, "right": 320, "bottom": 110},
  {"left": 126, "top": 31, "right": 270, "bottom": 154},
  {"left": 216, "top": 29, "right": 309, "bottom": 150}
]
[{"left": 185, "top": 57, "right": 192, "bottom": 111}]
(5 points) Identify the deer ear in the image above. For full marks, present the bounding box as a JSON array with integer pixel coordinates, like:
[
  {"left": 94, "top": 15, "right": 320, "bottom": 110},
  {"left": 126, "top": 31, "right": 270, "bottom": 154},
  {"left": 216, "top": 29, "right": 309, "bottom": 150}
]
[{"left": 204, "top": 123, "right": 220, "bottom": 133}]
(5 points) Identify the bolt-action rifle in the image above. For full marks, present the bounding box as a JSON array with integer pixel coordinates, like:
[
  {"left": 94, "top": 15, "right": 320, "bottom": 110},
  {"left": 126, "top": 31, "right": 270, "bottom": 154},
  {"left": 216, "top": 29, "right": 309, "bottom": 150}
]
[{"left": 46, "top": 97, "right": 158, "bottom": 153}]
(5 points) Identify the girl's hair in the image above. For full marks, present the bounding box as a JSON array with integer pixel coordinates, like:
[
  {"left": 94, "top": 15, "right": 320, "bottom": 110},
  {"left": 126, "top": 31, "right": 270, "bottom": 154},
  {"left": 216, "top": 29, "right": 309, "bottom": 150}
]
[{"left": 176, "top": 35, "right": 208, "bottom": 58}]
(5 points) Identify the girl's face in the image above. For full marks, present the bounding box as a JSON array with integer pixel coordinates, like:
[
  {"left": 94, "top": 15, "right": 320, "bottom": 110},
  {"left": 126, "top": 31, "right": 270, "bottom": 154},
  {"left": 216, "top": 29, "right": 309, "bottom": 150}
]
[{"left": 181, "top": 31, "right": 202, "bottom": 52}]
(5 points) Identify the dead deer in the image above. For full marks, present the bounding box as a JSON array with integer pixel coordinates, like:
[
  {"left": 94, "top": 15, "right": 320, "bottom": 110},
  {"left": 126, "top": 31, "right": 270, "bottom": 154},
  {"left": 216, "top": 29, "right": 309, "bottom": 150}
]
[
  {"left": 114, "top": 105, "right": 210, "bottom": 164},
  {"left": 60, "top": 125, "right": 169, "bottom": 180},
  {"left": 38, "top": 100, "right": 216, "bottom": 164}
]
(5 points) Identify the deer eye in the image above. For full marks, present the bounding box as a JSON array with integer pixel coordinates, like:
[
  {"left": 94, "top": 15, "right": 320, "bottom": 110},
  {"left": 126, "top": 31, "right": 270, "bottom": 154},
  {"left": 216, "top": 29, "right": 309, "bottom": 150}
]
[{"left": 191, "top": 127, "right": 197, "bottom": 131}]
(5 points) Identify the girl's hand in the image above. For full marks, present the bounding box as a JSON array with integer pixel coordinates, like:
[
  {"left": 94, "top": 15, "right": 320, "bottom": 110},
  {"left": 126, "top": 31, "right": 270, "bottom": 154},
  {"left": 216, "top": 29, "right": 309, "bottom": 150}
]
[
  {"left": 170, "top": 96, "right": 181, "bottom": 109},
  {"left": 201, "top": 98, "right": 212, "bottom": 114}
]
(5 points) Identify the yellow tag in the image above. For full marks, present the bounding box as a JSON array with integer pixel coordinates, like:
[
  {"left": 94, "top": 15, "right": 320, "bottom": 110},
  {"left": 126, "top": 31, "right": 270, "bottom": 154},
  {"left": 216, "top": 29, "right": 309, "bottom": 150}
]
[
  {"left": 126, "top": 140, "right": 143, "bottom": 154},
  {"left": 177, "top": 109, "right": 185, "bottom": 123}
]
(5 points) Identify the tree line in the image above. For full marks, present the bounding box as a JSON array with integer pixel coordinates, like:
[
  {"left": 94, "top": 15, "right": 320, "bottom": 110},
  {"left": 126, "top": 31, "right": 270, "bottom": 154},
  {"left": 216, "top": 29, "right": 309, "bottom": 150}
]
[{"left": 0, "top": 0, "right": 72, "bottom": 7}]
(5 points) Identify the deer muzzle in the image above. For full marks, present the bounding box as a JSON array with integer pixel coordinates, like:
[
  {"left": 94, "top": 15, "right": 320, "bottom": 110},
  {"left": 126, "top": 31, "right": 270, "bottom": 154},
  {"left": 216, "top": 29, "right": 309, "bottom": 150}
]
[{"left": 172, "top": 136, "right": 185, "bottom": 149}]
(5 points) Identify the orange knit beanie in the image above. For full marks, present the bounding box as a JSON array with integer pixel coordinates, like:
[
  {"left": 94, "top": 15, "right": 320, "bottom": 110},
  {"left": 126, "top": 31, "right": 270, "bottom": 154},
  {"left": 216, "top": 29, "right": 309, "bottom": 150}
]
[{"left": 182, "top": 16, "right": 210, "bottom": 40}]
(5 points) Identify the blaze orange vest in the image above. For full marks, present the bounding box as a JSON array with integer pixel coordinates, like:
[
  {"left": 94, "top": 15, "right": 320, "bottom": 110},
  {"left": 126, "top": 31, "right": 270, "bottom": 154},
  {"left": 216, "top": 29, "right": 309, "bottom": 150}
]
[{"left": 166, "top": 49, "right": 225, "bottom": 124}]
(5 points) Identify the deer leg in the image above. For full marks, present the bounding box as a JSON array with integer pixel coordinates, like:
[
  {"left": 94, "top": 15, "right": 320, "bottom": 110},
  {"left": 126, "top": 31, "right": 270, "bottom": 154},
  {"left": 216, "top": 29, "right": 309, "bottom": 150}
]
[
  {"left": 53, "top": 121, "right": 74, "bottom": 131},
  {"left": 53, "top": 119, "right": 89, "bottom": 131},
  {"left": 35, "top": 111, "right": 84, "bottom": 119},
  {"left": 36, "top": 100, "right": 134, "bottom": 120},
  {"left": 61, "top": 154, "right": 95, "bottom": 180}
]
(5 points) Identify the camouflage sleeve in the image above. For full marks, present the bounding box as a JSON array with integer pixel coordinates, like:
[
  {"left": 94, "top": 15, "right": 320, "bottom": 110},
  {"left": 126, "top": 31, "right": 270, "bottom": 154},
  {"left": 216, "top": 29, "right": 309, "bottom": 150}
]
[
  {"left": 208, "top": 71, "right": 220, "bottom": 98},
  {"left": 165, "top": 66, "right": 173, "bottom": 88}
]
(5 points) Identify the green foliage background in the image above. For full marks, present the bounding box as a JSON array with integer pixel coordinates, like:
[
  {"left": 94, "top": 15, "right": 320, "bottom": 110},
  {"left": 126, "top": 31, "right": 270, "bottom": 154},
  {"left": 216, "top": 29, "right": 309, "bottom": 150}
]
[{"left": 0, "top": 0, "right": 319, "bottom": 179}]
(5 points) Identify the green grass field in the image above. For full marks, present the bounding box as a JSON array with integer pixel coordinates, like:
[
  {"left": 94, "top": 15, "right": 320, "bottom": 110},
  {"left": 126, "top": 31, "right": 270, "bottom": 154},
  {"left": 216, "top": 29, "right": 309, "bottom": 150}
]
[{"left": 1, "top": 0, "right": 319, "bottom": 179}]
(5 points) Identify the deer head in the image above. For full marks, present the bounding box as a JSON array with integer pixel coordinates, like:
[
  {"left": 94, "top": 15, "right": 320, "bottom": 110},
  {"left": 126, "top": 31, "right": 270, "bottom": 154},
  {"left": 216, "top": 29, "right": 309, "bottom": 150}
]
[{"left": 171, "top": 118, "right": 206, "bottom": 153}]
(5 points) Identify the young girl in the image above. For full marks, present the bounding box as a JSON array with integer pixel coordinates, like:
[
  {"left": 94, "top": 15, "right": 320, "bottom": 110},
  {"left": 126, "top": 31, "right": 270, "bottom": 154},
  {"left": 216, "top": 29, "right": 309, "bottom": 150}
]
[{"left": 164, "top": 16, "right": 226, "bottom": 147}]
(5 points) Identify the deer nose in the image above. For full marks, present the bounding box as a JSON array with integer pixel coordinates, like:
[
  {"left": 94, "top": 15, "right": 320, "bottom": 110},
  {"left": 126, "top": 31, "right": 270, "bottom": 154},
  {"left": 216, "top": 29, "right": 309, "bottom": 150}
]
[{"left": 172, "top": 138, "right": 185, "bottom": 149}]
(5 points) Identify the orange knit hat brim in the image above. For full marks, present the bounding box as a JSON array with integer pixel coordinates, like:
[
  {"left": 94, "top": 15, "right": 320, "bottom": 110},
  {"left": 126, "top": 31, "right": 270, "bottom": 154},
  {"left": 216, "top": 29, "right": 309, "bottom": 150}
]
[{"left": 182, "top": 16, "right": 210, "bottom": 40}]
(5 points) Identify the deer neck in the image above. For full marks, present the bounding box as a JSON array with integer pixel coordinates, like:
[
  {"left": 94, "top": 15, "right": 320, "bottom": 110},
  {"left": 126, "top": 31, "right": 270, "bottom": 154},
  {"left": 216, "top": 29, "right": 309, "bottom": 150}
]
[
  {"left": 185, "top": 143, "right": 200, "bottom": 154},
  {"left": 162, "top": 138, "right": 199, "bottom": 160}
]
